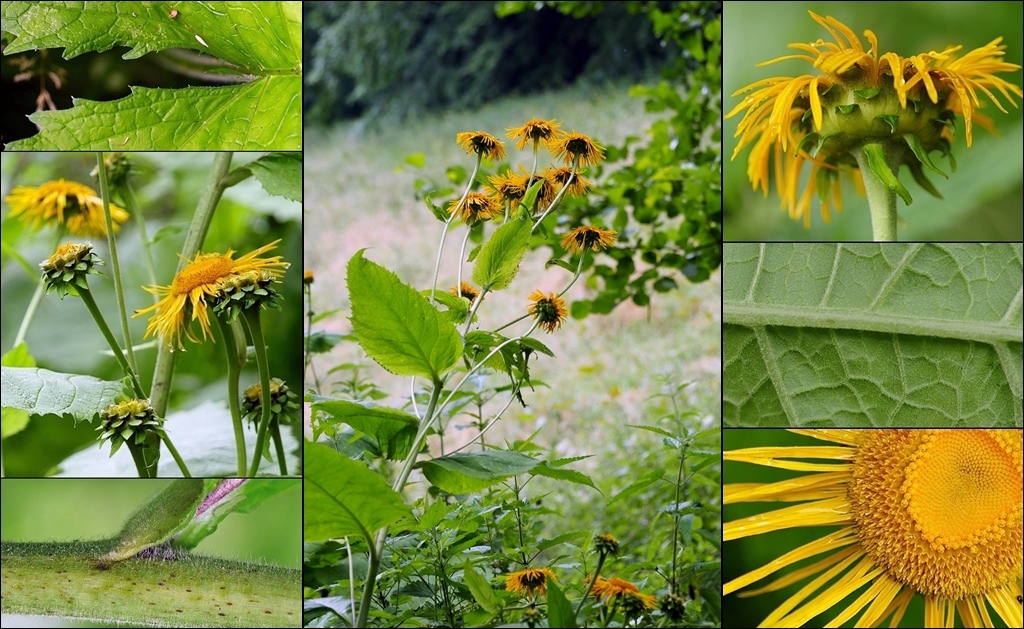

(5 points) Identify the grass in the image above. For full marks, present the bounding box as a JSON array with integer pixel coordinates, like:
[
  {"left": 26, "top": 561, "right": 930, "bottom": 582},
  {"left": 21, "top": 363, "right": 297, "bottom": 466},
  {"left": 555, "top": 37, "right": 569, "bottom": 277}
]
[{"left": 304, "top": 78, "right": 721, "bottom": 496}]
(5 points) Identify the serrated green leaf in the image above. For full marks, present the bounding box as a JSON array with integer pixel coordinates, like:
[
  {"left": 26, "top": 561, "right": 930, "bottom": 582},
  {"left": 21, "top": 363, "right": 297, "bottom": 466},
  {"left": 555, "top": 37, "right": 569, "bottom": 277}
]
[
  {"left": 2, "top": 1, "right": 301, "bottom": 150},
  {"left": 2, "top": 1, "right": 300, "bottom": 70},
  {"left": 1, "top": 366, "right": 122, "bottom": 424},
  {"left": 530, "top": 461, "right": 601, "bottom": 494},
  {"left": 462, "top": 564, "right": 500, "bottom": 614},
  {"left": 347, "top": 250, "right": 463, "bottom": 381},
  {"left": 238, "top": 152, "right": 302, "bottom": 201},
  {"left": 545, "top": 577, "right": 577, "bottom": 628},
  {"left": 724, "top": 243, "right": 1024, "bottom": 427},
  {"left": 304, "top": 443, "right": 411, "bottom": 543},
  {"left": 608, "top": 470, "right": 663, "bottom": 505},
  {"left": 415, "top": 451, "right": 539, "bottom": 494},
  {"left": 309, "top": 396, "right": 419, "bottom": 460},
  {"left": 627, "top": 423, "right": 675, "bottom": 438},
  {"left": 7, "top": 78, "right": 301, "bottom": 150},
  {"left": 472, "top": 219, "right": 532, "bottom": 291},
  {"left": 536, "top": 530, "right": 589, "bottom": 552}
]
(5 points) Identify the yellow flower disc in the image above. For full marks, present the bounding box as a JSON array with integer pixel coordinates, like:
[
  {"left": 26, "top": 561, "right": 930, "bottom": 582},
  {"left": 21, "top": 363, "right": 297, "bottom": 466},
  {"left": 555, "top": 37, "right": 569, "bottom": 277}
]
[
  {"left": 848, "top": 430, "right": 1023, "bottom": 600},
  {"left": 171, "top": 254, "right": 234, "bottom": 295}
]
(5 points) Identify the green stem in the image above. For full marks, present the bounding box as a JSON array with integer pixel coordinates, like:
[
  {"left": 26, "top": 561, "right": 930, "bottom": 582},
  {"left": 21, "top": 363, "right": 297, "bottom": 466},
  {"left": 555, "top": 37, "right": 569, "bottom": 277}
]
[
  {"left": 213, "top": 315, "right": 247, "bottom": 476},
  {"left": 575, "top": 552, "right": 607, "bottom": 619},
  {"left": 118, "top": 181, "right": 160, "bottom": 298},
  {"left": 855, "top": 143, "right": 904, "bottom": 242},
  {"left": 358, "top": 380, "right": 444, "bottom": 628},
  {"left": 124, "top": 441, "right": 154, "bottom": 478},
  {"left": 96, "top": 152, "right": 138, "bottom": 374},
  {"left": 161, "top": 432, "right": 192, "bottom": 477},
  {"left": 1, "top": 541, "right": 298, "bottom": 628},
  {"left": 151, "top": 152, "right": 233, "bottom": 419},
  {"left": 13, "top": 230, "right": 63, "bottom": 348},
  {"left": 244, "top": 309, "right": 274, "bottom": 477},
  {"left": 78, "top": 285, "right": 145, "bottom": 399},
  {"left": 270, "top": 420, "right": 288, "bottom": 475}
]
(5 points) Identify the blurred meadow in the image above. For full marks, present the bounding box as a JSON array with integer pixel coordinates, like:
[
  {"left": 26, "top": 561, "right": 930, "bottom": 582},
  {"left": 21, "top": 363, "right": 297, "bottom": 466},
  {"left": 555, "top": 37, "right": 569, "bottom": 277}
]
[
  {"left": 304, "top": 78, "right": 722, "bottom": 533},
  {"left": 723, "top": 0, "right": 1024, "bottom": 241}
]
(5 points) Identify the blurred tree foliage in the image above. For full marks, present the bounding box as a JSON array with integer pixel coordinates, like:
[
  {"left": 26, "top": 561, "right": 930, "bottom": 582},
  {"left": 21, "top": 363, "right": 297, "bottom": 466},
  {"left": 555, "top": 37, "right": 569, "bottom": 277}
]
[
  {"left": 302, "top": 0, "right": 672, "bottom": 123},
  {"left": 499, "top": 1, "right": 722, "bottom": 313}
]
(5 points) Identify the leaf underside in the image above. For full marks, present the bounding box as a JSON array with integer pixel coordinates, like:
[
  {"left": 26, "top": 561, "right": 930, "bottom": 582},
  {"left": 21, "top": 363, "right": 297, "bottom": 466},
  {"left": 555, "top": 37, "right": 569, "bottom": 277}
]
[
  {"left": 724, "top": 243, "right": 1023, "bottom": 427},
  {"left": 347, "top": 250, "right": 463, "bottom": 381}
]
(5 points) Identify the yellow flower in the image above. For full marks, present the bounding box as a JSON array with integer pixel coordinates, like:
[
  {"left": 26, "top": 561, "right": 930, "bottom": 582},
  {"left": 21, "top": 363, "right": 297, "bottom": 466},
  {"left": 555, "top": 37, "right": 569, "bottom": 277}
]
[
  {"left": 591, "top": 576, "right": 645, "bottom": 604},
  {"left": 5, "top": 179, "right": 129, "bottom": 237},
  {"left": 134, "top": 240, "right": 289, "bottom": 350},
  {"left": 548, "top": 132, "right": 605, "bottom": 169},
  {"left": 724, "top": 429, "right": 1023, "bottom": 628},
  {"left": 561, "top": 226, "right": 617, "bottom": 254},
  {"left": 542, "top": 165, "right": 593, "bottom": 197},
  {"left": 303, "top": 269, "right": 314, "bottom": 285},
  {"left": 488, "top": 171, "right": 530, "bottom": 208},
  {"left": 448, "top": 281, "right": 481, "bottom": 304},
  {"left": 727, "top": 11, "right": 1023, "bottom": 228},
  {"left": 528, "top": 290, "right": 568, "bottom": 334},
  {"left": 506, "top": 118, "right": 565, "bottom": 151},
  {"left": 505, "top": 567, "right": 556, "bottom": 597},
  {"left": 456, "top": 131, "right": 506, "bottom": 162},
  {"left": 448, "top": 192, "right": 501, "bottom": 224}
]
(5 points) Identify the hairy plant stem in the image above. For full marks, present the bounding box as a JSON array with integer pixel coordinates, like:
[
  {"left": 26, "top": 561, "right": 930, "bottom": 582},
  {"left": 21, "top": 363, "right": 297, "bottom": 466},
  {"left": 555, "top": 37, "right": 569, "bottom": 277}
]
[
  {"left": 78, "top": 286, "right": 145, "bottom": 399},
  {"left": 150, "top": 152, "right": 233, "bottom": 419},
  {"left": 213, "top": 315, "right": 247, "bottom": 476},
  {"left": 244, "top": 309, "right": 275, "bottom": 477},
  {"left": 855, "top": 144, "right": 900, "bottom": 242},
  {"left": 1, "top": 541, "right": 298, "bottom": 628},
  {"left": 95, "top": 152, "right": 137, "bottom": 374}
]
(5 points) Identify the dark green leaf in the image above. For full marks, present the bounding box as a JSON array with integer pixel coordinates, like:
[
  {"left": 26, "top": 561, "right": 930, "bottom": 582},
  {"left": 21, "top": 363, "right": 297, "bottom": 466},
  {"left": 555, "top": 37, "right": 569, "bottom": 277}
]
[
  {"left": 415, "top": 451, "right": 540, "bottom": 494},
  {"left": 310, "top": 396, "right": 419, "bottom": 460}
]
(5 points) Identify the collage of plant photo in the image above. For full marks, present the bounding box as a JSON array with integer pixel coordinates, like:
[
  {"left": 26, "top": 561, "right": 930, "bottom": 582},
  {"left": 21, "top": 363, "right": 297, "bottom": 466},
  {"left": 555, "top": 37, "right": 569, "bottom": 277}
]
[{"left": 1, "top": 1, "right": 1021, "bottom": 628}]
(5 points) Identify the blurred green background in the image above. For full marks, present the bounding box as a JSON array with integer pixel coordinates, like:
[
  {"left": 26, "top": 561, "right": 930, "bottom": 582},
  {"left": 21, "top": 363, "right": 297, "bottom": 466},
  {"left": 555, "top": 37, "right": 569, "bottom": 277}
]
[
  {"left": 722, "top": 430, "right": 1015, "bottom": 628},
  {"left": 0, "top": 152, "right": 303, "bottom": 476},
  {"left": 723, "top": 0, "right": 1024, "bottom": 241}
]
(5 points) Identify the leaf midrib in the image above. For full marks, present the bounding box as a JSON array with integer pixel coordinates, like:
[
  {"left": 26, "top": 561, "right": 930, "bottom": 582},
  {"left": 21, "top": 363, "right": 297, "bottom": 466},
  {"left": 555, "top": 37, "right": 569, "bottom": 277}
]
[{"left": 724, "top": 301, "right": 1023, "bottom": 344}]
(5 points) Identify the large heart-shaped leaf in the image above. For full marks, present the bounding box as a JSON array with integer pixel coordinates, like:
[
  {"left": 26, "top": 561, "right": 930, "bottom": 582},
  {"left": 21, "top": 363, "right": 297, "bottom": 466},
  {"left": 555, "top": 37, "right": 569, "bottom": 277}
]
[
  {"left": 347, "top": 250, "right": 463, "bottom": 381},
  {"left": 724, "top": 243, "right": 1023, "bottom": 427}
]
